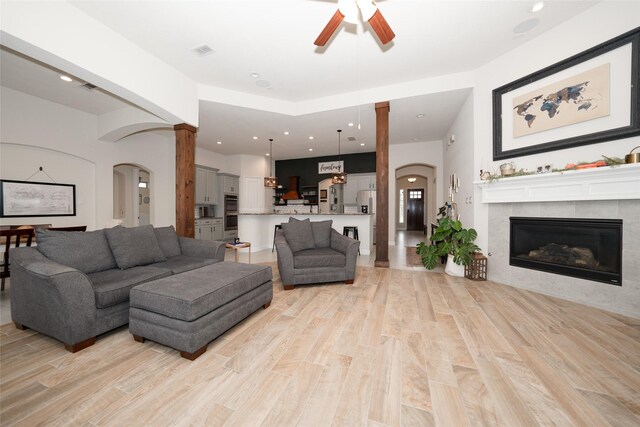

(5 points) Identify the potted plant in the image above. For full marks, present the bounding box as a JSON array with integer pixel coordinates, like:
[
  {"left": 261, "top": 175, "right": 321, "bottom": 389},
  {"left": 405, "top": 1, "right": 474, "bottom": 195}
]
[{"left": 416, "top": 216, "right": 480, "bottom": 276}]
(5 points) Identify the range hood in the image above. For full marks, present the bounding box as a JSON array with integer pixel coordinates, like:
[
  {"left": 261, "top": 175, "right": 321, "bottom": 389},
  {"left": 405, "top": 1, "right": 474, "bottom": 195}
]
[{"left": 282, "top": 176, "right": 302, "bottom": 200}]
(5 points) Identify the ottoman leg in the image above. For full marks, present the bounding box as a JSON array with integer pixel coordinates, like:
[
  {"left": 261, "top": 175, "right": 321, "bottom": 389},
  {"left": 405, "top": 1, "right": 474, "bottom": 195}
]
[
  {"left": 180, "top": 345, "right": 207, "bottom": 361},
  {"left": 345, "top": 280, "right": 354, "bottom": 285},
  {"left": 283, "top": 284, "right": 294, "bottom": 291},
  {"left": 132, "top": 334, "right": 145, "bottom": 343},
  {"left": 263, "top": 300, "right": 271, "bottom": 309}
]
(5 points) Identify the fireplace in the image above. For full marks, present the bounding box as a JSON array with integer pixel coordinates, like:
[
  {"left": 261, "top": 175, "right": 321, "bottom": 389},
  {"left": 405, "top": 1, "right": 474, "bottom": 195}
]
[{"left": 510, "top": 217, "right": 622, "bottom": 285}]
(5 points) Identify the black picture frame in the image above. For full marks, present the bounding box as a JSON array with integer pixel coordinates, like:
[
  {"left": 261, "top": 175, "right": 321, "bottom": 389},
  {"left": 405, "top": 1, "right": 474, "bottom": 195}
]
[
  {"left": 493, "top": 27, "right": 640, "bottom": 160},
  {"left": 0, "top": 179, "right": 77, "bottom": 218}
]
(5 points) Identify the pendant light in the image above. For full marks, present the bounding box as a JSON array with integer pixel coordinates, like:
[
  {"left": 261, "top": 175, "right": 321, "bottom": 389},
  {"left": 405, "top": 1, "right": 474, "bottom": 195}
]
[
  {"left": 264, "top": 138, "right": 277, "bottom": 188},
  {"left": 332, "top": 129, "right": 347, "bottom": 184}
]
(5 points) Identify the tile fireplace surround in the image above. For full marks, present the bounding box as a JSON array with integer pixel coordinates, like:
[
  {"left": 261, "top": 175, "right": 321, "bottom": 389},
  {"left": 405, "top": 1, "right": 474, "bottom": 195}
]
[{"left": 476, "top": 164, "right": 640, "bottom": 317}]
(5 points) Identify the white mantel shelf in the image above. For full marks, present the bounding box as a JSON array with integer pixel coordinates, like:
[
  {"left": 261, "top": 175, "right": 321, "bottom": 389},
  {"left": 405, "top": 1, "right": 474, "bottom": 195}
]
[{"left": 474, "top": 163, "right": 640, "bottom": 203}]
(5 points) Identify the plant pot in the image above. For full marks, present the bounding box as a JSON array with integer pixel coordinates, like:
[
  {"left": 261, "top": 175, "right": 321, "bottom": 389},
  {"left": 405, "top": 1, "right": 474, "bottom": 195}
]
[{"left": 444, "top": 254, "right": 465, "bottom": 277}]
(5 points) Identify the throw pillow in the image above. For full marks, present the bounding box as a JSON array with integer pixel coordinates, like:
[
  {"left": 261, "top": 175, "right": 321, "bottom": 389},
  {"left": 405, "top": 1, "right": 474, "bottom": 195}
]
[
  {"left": 154, "top": 226, "right": 182, "bottom": 258},
  {"left": 281, "top": 218, "right": 315, "bottom": 252},
  {"left": 36, "top": 228, "right": 118, "bottom": 274},
  {"left": 104, "top": 225, "right": 166, "bottom": 269},
  {"left": 288, "top": 217, "right": 333, "bottom": 248}
]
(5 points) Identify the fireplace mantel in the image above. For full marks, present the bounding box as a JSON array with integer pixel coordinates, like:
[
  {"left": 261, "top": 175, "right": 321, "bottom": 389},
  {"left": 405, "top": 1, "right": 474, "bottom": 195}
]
[{"left": 474, "top": 163, "right": 640, "bottom": 204}]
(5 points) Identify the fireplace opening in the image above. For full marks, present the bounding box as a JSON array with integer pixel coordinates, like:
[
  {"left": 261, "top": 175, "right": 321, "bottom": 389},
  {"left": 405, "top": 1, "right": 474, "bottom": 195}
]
[{"left": 510, "top": 217, "right": 622, "bottom": 285}]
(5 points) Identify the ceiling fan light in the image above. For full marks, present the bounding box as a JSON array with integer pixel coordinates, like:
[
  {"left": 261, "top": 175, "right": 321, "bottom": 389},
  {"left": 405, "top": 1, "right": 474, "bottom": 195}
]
[
  {"left": 356, "top": 0, "right": 377, "bottom": 21},
  {"left": 338, "top": 0, "right": 359, "bottom": 24}
]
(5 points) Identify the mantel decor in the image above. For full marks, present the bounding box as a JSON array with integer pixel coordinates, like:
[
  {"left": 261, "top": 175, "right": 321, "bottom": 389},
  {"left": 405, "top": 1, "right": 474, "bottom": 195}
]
[
  {"left": 493, "top": 27, "right": 640, "bottom": 160},
  {"left": 0, "top": 179, "right": 76, "bottom": 217}
]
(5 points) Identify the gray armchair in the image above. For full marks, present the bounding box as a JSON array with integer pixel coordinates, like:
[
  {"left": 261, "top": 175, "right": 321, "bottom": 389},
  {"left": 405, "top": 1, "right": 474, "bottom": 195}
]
[{"left": 275, "top": 218, "right": 360, "bottom": 290}]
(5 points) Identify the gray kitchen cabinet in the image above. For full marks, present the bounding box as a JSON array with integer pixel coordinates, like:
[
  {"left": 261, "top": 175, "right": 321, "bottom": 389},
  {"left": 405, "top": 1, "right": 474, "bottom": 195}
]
[{"left": 195, "top": 166, "right": 218, "bottom": 204}]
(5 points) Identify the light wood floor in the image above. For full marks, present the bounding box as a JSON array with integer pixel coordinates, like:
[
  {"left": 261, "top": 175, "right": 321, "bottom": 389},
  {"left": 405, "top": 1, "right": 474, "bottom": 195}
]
[{"left": 1, "top": 264, "right": 639, "bottom": 426}]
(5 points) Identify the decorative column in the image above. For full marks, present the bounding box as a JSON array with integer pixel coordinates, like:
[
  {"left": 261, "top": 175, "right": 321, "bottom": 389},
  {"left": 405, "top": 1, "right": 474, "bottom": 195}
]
[
  {"left": 375, "top": 101, "right": 390, "bottom": 268},
  {"left": 174, "top": 123, "right": 197, "bottom": 238}
]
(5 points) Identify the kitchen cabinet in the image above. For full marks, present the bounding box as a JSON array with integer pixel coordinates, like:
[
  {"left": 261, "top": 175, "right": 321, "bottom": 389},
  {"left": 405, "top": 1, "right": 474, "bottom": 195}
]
[
  {"left": 195, "top": 166, "right": 218, "bottom": 204},
  {"left": 343, "top": 180, "right": 358, "bottom": 205},
  {"left": 356, "top": 174, "right": 376, "bottom": 191},
  {"left": 196, "top": 218, "right": 223, "bottom": 241},
  {"left": 222, "top": 175, "right": 239, "bottom": 194},
  {"left": 241, "top": 176, "right": 265, "bottom": 212}
]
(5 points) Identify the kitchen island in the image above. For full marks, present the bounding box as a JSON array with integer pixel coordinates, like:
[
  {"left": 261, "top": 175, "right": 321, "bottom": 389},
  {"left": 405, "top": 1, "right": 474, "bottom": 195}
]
[{"left": 238, "top": 213, "right": 374, "bottom": 255}]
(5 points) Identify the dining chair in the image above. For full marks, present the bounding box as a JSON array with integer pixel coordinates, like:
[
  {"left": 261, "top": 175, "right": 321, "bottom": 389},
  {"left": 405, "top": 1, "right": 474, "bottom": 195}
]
[{"left": 1, "top": 228, "right": 35, "bottom": 291}]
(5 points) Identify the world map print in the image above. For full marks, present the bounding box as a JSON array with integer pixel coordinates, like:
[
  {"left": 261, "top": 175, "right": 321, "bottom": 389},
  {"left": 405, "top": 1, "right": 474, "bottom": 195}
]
[{"left": 512, "top": 63, "right": 610, "bottom": 138}]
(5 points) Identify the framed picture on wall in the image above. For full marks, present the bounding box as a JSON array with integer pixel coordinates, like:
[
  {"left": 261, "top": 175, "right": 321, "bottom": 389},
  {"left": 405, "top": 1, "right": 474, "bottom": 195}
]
[
  {"left": 492, "top": 27, "right": 640, "bottom": 160},
  {"left": 0, "top": 179, "right": 76, "bottom": 217}
]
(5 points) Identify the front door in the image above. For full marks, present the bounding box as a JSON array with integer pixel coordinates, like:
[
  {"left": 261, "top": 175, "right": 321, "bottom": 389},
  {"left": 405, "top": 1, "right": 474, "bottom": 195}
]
[{"left": 407, "top": 188, "right": 424, "bottom": 231}]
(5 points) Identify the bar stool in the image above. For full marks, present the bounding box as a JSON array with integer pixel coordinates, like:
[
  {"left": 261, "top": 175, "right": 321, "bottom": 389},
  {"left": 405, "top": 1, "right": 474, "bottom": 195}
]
[
  {"left": 272, "top": 224, "right": 282, "bottom": 252},
  {"left": 343, "top": 226, "right": 360, "bottom": 255}
]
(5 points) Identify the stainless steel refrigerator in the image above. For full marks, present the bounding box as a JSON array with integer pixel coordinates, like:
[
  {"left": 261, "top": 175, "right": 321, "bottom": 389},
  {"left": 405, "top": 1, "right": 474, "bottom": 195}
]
[{"left": 357, "top": 190, "right": 376, "bottom": 244}]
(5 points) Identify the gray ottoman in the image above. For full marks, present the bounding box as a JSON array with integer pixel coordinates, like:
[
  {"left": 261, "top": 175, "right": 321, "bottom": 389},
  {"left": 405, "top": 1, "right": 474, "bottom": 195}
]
[{"left": 129, "top": 262, "right": 273, "bottom": 360}]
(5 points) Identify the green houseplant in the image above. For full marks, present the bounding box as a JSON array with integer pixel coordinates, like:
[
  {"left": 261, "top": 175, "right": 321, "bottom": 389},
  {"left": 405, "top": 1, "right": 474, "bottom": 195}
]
[{"left": 416, "top": 216, "right": 480, "bottom": 275}]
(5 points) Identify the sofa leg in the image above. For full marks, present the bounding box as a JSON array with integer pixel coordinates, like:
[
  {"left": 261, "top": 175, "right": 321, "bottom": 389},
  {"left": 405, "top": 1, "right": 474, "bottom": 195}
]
[
  {"left": 345, "top": 279, "right": 354, "bottom": 285},
  {"left": 263, "top": 300, "right": 272, "bottom": 309},
  {"left": 14, "top": 322, "right": 27, "bottom": 330},
  {"left": 180, "top": 345, "right": 207, "bottom": 361},
  {"left": 283, "top": 284, "right": 294, "bottom": 291},
  {"left": 132, "top": 334, "right": 145, "bottom": 343},
  {"left": 64, "top": 337, "right": 96, "bottom": 353}
]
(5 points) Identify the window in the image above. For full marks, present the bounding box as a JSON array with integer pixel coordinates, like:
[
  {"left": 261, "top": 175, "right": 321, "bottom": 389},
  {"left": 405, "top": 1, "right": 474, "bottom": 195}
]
[
  {"left": 409, "top": 190, "right": 422, "bottom": 199},
  {"left": 399, "top": 189, "right": 404, "bottom": 223}
]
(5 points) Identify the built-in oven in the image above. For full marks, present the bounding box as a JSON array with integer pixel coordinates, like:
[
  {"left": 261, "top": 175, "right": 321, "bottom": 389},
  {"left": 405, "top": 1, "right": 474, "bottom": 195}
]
[{"left": 224, "top": 194, "right": 238, "bottom": 231}]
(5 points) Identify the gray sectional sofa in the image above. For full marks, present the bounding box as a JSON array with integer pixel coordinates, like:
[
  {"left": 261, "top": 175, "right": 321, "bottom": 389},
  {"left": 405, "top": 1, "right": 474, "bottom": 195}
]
[
  {"left": 275, "top": 218, "right": 360, "bottom": 289},
  {"left": 10, "top": 225, "right": 226, "bottom": 352}
]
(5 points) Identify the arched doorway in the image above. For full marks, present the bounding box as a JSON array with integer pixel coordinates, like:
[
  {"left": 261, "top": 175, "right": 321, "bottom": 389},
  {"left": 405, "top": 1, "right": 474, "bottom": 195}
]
[
  {"left": 113, "top": 164, "right": 152, "bottom": 227},
  {"left": 395, "top": 164, "right": 437, "bottom": 237}
]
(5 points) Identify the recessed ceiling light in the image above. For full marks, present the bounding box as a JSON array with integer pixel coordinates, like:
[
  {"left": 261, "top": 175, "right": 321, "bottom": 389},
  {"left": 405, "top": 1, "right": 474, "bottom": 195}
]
[
  {"left": 59, "top": 75, "right": 72, "bottom": 82},
  {"left": 283, "top": 131, "right": 289, "bottom": 135},
  {"left": 530, "top": 1, "right": 544, "bottom": 13},
  {"left": 513, "top": 18, "right": 539, "bottom": 34},
  {"left": 250, "top": 72, "right": 260, "bottom": 78},
  {"left": 252, "top": 136, "right": 258, "bottom": 140},
  {"left": 309, "top": 148, "right": 313, "bottom": 152},
  {"left": 216, "top": 141, "right": 222, "bottom": 145},
  {"left": 348, "top": 122, "right": 354, "bottom": 127},
  {"left": 360, "top": 143, "right": 365, "bottom": 146},
  {"left": 308, "top": 136, "right": 314, "bottom": 140},
  {"left": 266, "top": 153, "right": 270, "bottom": 156},
  {"left": 416, "top": 114, "right": 425, "bottom": 118}
]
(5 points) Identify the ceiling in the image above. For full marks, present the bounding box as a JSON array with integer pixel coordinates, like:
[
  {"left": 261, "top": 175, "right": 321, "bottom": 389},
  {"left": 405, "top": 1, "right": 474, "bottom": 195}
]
[{"left": 1, "top": 1, "right": 600, "bottom": 159}]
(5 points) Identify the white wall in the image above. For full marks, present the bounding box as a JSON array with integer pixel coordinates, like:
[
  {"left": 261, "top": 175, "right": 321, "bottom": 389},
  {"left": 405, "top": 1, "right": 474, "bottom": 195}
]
[
  {"left": 389, "top": 140, "right": 444, "bottom": 245},
  {"left": 444, "top": 92, "right": 475, "bottom": 227},
  {"left": 0, "top": 87, "right": 176, "bottom": 230},
  {"left": 472, "top": 1, "right": 640, "bottom": 252}
]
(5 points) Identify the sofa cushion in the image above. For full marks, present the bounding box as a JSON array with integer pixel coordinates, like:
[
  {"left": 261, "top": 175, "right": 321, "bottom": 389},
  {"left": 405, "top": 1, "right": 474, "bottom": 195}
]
[
  {"left": 289, "top": 218, "right": 332, "bottom": 248},
  {"left": 88, "top": 266, "right": 172, "bottom": 308},
  {"left": 293, "top": 248, "right": 346, "bottom": 269},
  {"left": 105, "top": 225, "right": 166, "bottom": 269},
  {"left": 36, "top": 228, "right": 117, "bottom": 274},
  {"left": 282, "top": 218, "right": 315, "bottom": 253},
  {"left": 154, "top": 226, "right": 182, "bottom": 258},
  {"left": 130, "top": 262, "right": 273, "bottom": 322},
  {"left": 151, "top": 255, "right": 217, "bottom": 274}
]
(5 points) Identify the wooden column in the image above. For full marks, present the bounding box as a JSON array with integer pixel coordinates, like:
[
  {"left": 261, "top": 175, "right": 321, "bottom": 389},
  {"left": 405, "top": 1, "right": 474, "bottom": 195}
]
[
  {"left": 174, "top": 123, "right": 197, "bottom": 238},
  {"left": 375, "top": 101, "right": 390, "bottom": 268}
]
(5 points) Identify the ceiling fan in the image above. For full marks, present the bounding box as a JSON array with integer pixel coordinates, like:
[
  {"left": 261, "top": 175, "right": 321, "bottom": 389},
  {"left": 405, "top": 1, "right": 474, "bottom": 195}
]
[{"left": 314, "top": 0, "right": 395, "bottom": 46}]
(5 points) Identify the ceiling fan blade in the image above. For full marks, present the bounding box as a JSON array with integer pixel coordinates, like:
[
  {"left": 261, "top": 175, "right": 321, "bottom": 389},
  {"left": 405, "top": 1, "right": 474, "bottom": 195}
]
[
  {"left": 314, "top": 9, "right": 345, "bottom": 46},
  {"left": 367, "top": 8, "right": 395, "bottom": 45}
]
